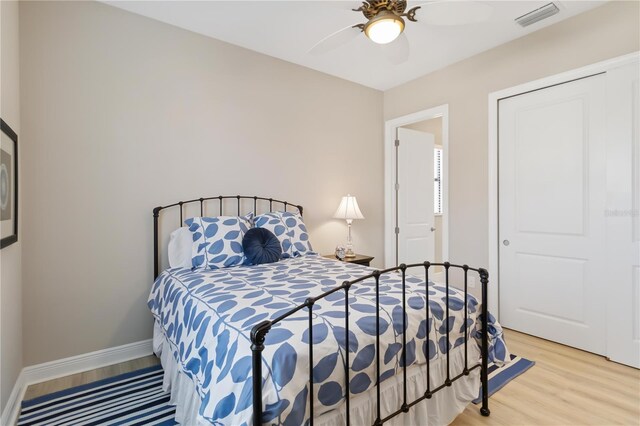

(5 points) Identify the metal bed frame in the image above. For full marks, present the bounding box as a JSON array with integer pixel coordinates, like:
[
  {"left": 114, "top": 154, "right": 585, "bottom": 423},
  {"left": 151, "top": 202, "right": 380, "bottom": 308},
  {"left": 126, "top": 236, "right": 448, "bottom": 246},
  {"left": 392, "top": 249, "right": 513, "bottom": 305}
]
[{"left": 153, "top": 195, "right": 490, "bottom": 426}]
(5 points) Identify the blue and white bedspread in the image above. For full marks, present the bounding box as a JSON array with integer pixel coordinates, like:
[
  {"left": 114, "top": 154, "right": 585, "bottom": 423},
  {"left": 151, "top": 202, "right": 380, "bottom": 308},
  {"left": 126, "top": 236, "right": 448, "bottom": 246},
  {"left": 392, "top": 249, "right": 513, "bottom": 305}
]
[{"left": 148, "top": 255, "right": 509, "bottom": 426}]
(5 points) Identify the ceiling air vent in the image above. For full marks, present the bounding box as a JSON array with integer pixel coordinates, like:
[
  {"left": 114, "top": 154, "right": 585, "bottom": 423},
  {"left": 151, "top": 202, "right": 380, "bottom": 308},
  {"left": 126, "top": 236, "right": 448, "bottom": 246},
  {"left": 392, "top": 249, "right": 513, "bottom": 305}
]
[{"left": 515, "top": 2, "right": 560, "bottom": 27}]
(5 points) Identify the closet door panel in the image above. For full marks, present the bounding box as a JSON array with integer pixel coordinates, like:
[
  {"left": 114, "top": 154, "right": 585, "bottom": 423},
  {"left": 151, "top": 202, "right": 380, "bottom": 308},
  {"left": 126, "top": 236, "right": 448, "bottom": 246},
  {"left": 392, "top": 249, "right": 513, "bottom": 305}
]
[{"left": 605, "top": 60, "right": 640, "bottom": 368}]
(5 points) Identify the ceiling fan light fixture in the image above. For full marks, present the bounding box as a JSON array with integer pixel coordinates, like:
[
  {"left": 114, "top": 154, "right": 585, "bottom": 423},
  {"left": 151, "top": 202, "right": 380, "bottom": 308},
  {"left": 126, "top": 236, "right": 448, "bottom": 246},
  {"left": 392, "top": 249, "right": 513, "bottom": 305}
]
[{"left": 364, "top": 10, "right": 405, "bottom": 44}]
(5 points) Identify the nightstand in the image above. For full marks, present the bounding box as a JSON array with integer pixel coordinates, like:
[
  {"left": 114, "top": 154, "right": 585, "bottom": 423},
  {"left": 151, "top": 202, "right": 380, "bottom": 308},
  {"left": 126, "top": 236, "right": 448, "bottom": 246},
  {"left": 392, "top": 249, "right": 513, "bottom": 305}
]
[{"left": 323, "top": 254, "right": 374, "bottom": 267}]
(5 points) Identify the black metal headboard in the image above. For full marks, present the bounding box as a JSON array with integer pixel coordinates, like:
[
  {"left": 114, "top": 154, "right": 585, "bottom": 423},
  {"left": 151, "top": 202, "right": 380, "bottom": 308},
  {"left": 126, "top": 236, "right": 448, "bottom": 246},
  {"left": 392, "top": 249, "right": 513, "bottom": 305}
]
[{"left": 153, "top": 195, "right": 303, "bottom": 278}]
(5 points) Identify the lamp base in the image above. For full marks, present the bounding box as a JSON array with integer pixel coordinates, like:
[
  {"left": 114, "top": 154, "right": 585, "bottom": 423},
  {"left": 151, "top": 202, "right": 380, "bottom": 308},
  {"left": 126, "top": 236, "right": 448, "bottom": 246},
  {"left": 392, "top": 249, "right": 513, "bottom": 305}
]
[{"left": 345, "top": 248, "right": 356, "bottom": 258}]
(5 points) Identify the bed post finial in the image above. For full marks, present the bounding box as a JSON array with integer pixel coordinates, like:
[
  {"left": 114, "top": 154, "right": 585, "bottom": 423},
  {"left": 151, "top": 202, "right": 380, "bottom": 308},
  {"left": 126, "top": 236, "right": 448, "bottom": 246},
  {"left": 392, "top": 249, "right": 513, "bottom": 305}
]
[
  {"left": 250, "top": 320, "right": 272, "bottom": 426},
  {"left": 153, "top": 207, "right": 162, "bottom": 279}
]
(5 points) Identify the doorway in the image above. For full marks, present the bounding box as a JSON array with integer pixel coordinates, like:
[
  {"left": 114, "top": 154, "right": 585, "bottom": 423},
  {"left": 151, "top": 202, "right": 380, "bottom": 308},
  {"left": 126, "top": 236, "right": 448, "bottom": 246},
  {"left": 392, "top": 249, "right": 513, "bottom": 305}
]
[{"left": 384, "top": 105, "right": 449, "bottom": 277}]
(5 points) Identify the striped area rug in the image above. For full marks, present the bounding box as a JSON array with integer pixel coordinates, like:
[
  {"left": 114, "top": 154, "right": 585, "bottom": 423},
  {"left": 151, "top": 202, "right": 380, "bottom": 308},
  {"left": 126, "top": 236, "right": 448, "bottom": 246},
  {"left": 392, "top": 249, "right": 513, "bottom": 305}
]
[
  {"left": 17, "top": 355, "right": 533, "bottom": 425},
  {"left": 17, "top": 365, "right": 176, "bottom": 426},
  {"left": 473, "top": 354, "right": 535, "bottom": 404}
]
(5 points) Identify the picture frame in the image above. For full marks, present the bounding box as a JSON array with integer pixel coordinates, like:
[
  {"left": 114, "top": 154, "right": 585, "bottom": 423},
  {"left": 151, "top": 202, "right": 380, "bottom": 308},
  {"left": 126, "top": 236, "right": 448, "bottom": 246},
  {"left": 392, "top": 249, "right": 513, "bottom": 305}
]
[{"left": 1, "top": 118, "right": 18, "bottom": 248}]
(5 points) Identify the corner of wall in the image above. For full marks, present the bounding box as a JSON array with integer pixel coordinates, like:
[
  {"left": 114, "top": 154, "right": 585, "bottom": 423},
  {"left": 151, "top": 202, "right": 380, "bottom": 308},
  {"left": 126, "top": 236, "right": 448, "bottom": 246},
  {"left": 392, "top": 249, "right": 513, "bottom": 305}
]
[{"left": 0, "top": 0, "right": 24, "bottom": 417}]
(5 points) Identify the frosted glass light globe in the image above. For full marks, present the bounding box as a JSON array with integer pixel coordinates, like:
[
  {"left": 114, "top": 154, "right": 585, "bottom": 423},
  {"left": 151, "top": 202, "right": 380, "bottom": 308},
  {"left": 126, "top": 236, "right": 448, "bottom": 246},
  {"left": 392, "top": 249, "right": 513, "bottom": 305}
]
[{"left": 365, "top": 13, "right": 405, "bottom": 44}]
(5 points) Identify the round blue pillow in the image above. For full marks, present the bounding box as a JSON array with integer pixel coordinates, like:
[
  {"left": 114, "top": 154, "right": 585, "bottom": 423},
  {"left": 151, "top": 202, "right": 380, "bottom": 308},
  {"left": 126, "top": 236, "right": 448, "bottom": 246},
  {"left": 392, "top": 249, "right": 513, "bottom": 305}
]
[{"left": 243, "top": 228, "right": 282, "bottom": 265}]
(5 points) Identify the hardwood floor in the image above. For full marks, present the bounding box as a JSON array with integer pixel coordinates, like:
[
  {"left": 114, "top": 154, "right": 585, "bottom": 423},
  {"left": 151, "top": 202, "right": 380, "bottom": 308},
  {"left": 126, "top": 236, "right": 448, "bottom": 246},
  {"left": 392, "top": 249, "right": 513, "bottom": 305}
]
[
  {"left": 22, "top": 330, "right": 640, "bottom": 425},
  {"left": 452, "top": 329, "right": 640, "bottom": 426}
]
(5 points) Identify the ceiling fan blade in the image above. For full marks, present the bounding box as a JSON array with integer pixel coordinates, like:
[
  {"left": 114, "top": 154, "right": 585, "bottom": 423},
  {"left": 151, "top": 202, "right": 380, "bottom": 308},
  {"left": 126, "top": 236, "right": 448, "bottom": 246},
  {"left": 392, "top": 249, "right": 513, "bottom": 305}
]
[
  {"left": 308, "top": 24, "right": 362, "bottom": 56},
  {"left": 381, "top": 32, "right": 410, "bottom": 65},
  {"left": 413, "top": 1, "right": 493, "bottom": 26}
]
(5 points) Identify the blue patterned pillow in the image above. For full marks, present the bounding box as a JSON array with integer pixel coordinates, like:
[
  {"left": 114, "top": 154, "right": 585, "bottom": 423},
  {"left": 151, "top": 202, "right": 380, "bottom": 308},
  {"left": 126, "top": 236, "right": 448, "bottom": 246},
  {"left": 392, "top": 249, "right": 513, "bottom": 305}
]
[
  {"left": 254, "top": 211, "right": 313, "bottom": 258},
  {"left": 185, "top": 214, "right": 252, "bottom": 269}
]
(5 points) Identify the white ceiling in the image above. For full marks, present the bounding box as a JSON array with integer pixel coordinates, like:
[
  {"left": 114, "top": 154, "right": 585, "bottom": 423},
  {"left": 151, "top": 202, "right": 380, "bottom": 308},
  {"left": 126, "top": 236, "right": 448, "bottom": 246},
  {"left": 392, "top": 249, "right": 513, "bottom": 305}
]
[{"left": 104, "top": 1, "right": 606, "bottom": 91}]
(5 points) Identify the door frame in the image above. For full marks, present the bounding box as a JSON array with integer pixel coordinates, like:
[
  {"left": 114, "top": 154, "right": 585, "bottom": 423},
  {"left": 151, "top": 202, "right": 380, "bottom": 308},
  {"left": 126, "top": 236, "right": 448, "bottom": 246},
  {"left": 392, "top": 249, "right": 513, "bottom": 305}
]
[
  {"left": 384, "top": 104, "right": 449, "bottom": 268},
  {"left": 488, "top": 51, "right": 640, "bottom": 319}
]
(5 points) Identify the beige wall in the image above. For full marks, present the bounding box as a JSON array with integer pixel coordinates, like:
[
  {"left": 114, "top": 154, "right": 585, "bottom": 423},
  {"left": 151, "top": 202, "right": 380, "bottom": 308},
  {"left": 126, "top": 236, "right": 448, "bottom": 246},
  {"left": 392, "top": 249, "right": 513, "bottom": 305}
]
[
  {"left": 385, "top": 1, "right": 640, "bottom": 271},
  {"left": 404, "top": 117, "right": 443, "bottom": 263},
  {"left": 0, "top": 0, "right": 23, "bottom": 412},
  {"left": 14, "top": 0, "right": 640, "bottom": 370},
  {"left": 19, "top": 1, "right": 383, "bottom": 365}
]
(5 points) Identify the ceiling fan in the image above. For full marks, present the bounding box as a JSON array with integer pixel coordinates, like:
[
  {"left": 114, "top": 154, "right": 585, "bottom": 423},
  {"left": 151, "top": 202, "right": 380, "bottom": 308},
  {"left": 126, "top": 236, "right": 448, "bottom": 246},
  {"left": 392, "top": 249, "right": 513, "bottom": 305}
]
[
  {"left": 309, "top": 0, "right": 493, "bottom": 63},
  {"left": 352, "top": 0, "right": 422, "bottom": 44}
]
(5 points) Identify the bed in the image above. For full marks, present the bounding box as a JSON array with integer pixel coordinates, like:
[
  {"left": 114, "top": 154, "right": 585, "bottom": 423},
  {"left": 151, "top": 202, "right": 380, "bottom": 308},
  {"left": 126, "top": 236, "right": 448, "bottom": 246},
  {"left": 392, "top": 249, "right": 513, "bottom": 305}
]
[{"left": 150, "top": 196, "right": 509, "bottom": 426}]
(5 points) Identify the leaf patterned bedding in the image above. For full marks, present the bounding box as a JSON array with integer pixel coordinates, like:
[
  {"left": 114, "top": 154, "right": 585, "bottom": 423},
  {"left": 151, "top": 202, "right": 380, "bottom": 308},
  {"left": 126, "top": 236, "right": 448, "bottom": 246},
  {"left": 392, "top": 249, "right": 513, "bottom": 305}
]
[{"left": 148, "top": 254, "right": 509, "bottom": 426}]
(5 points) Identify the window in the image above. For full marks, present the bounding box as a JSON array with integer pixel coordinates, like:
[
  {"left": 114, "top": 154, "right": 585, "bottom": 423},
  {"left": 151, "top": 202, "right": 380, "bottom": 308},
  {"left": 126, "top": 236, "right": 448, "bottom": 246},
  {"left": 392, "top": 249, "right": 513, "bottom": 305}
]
[{"left": 434, "top": 147, "right": 443, "bottom": 215}]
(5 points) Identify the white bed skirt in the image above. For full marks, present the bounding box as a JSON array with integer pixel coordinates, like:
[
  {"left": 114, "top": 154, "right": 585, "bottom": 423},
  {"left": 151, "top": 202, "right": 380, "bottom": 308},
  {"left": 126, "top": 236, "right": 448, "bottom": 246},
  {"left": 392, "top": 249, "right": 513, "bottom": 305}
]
[{"left": 153, "top": 321, "right": 480, "bottom": 426}]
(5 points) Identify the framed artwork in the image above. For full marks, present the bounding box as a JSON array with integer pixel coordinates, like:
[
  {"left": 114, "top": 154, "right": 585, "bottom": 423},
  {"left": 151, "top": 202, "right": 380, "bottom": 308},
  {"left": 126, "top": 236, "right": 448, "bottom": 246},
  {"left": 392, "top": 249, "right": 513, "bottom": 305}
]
[{"left": 1, "top": 118, "right": 18, "bottom": 248}]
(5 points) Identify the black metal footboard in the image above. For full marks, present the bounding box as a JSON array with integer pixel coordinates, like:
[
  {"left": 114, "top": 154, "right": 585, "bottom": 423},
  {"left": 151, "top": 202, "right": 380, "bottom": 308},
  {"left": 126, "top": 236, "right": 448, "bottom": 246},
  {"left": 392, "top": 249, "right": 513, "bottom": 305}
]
[{"left": 250, "top": 262, "right": 491, "bottom": 426}]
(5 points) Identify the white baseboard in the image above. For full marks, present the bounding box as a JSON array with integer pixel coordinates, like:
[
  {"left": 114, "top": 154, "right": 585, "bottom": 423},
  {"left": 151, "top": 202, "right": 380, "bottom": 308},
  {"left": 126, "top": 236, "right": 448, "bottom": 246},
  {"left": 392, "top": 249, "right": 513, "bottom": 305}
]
[
  {"left": 22, "top": 339, "right": 153, "bottom": 385},
  {"left": 1, "top": 339, "right": 153, "bottom": 426}
]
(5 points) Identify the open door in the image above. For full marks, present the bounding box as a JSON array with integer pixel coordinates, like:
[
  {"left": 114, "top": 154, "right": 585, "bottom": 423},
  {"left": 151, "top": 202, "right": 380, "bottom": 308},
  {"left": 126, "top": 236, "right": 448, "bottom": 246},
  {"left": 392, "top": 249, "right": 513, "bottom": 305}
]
[{"left": 396, "top": 127, "right": 435, "bottom": 266}]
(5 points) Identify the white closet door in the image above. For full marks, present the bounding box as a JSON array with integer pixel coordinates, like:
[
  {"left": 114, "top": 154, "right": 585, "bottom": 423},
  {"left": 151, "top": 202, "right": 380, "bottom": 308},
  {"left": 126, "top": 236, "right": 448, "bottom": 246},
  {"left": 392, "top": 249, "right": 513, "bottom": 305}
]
[
  {"left": 397, "top": 127, "right": 435, "bottom": 266},
  {"left": 605, "top": 61, "right": 640, "bottom": 368},
  {"left": 499, "top": 75, "right": 607, "bottom": 355}
]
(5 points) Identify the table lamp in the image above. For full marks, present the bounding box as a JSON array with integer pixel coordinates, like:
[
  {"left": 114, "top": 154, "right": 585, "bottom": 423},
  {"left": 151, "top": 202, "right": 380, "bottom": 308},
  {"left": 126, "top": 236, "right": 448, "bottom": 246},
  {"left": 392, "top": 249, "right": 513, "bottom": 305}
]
[{"left": 334, "top": 194, "right": 365, "bottom": 258}]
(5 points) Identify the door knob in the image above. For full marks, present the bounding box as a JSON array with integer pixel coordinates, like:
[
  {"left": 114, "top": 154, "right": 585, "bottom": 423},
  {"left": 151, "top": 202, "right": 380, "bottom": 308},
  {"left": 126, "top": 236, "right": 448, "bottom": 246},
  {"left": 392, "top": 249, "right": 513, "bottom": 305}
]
[
  {"left": 503, "top": 240, "right": 510, "bottom": 246},
  {"left": 430, "top": 227, "right": 436, "bottom": 232}
]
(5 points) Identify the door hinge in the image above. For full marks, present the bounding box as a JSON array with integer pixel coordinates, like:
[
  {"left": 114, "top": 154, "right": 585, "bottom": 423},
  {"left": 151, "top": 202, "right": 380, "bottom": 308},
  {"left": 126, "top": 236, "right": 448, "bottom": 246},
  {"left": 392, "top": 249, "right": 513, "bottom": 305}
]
[
  {"left": 395, "top": 227, "right": 400, "bottom": 235},
  {"left": 395, "top": 183, "right": 400, "bottom": 191},
  {"left": 395, "top": 139, "right": 400, "bottom": 147}
]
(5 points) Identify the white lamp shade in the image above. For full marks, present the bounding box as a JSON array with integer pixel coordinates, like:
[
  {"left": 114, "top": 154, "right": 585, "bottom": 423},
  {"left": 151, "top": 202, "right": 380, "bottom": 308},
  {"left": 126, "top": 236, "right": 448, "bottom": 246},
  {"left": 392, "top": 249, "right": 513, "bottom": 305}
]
[{"left": 334, "top": 195, "right": 365, "bottom": 220}]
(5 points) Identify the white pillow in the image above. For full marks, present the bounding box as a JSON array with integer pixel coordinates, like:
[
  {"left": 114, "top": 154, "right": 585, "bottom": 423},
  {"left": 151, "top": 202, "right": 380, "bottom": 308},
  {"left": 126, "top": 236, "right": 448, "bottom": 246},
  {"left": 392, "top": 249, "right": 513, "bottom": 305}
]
[{"left": 168, "top": 227, "right": 193, "bottom": 269}]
